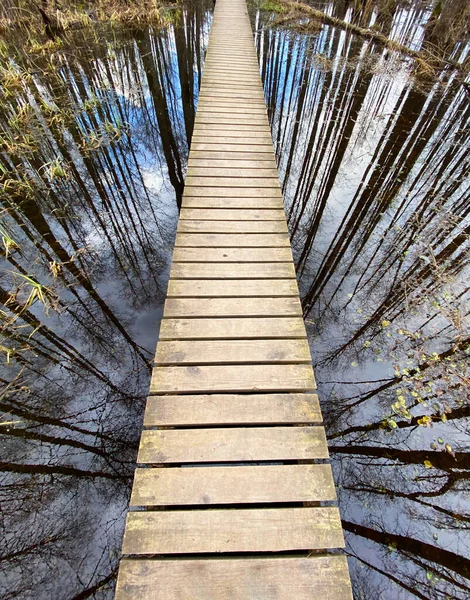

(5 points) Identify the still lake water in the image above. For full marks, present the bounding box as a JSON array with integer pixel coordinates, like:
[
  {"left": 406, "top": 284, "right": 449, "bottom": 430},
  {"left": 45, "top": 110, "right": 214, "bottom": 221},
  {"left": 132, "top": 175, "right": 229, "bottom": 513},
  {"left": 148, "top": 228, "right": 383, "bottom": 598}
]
[{"left": 1, "top": 0, "right": 469, "bottom": 597}]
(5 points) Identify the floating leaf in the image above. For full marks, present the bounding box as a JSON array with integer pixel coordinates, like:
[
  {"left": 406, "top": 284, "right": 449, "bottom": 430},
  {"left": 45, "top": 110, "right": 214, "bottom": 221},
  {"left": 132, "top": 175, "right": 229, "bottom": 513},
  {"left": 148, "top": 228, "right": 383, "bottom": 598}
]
[
  {"left": 387, "top": 418, "right": 397, "bottom": 429},
  {"left": 381, "top": 320, "right": 391, "bottom": 328},
  {"left": 445, "top": 443, "right": 455, "bottom": 457},
  {"left": 423, "top": 460, "right": 433, "bottom": 469},
  {"left": 351, "top": 361, "right": 358, "bottom": 367},
  {"left": 437, "top": 437, "right": 443, "bottom": 444}
]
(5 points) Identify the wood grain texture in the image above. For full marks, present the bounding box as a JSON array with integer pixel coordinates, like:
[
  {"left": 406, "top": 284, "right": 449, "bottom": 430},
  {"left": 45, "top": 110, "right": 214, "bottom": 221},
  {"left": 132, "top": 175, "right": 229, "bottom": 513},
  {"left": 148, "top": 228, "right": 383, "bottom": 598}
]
[
  {"left": 163, "top": 296, "right": 302, "bottom": 317},
  {"left": 171, "top": 247, "right": 293, "bottom": 262},
  {"left": 178, "top": 220, "right": 286, "bottom": 233},
  {"left": 150, "top": 364, "right": 316, "bottom": 394},
  {"left": 115, "top": 556, "right": 353, "bottom": 600},
  {"left": 158, "top": 317, "right": 306, "bottom": 340},
  {"left": 187, "top": 160, "right": 277, "bottom": 169},
  {"left": 179, "top": 208, "right": 285, "bottom": 220},
  {"left": 183, "top": 185, "right": 282, "bottom": 197},
  {"left": 154, "top": 338, "right": 311, "bottom": 364},
  {"left": 144, "top": 392, "right": 322, "bottom": 426},
  {"left": 182, "top": 196, "right": 284, "bottom": 208},
  {"left": 122, "top": 507, "right": 344, "bottom": 554},
  {"left": 138, "top": 426, "right": 327, "bottom": 463},
  {"left": 169, "top": 262, "right": 295, "bottom": 279},
  {"left": 167, "top": 279, "right": 298, "bottom": 297},
  {"left": 131, "top": 464, "right": 336, "bottom": 505},
  {"left": 175, "top": 233, "right": 290, "bottom": 247}
]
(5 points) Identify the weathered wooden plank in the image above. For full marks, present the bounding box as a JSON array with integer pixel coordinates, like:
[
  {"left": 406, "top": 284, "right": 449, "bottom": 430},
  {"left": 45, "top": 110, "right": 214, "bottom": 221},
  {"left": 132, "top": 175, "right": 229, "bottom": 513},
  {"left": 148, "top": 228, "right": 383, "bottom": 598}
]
[
  {"left": 178, "top": 220, "right": 286, "bottom": 233},
  {"left": 167, "top": 279, "right": 298, "bottom": 297},
  {"left": 195, "top": 116, "right": 269, "bottom": 126},
  {"left": 196, "top": 106, "right": 267, "bottom": 115},
  {"left": 175, "top": 233, "right": 290, "bottom": 247},
  {"left": 122, "top": 507, "right": 343, "bottom": 554},
  {"left": 201, "top": 80, "right": 262, "bottom": 89},
  {"left": 196, "top": 98, "right": 267, "bottom": 107},
  {"left": 150, "top": 364, "right": 315, "bottom": 394},
  {"left": 131, "top": 464, "right": 336, "bottom": 506},
  {"left": 144, "top": 392, "right": 321, "bottom": 426},
  {"left": 185, "top": 177, "right": 280, "bottom": 188},
  {"left": 170, "top": 262, "right": 295, "bottom": 279},
  {"left": 187, "top": 167, "right": 278, "bottom": 177},
  {"left": 115, "top": 556, "right": 353, "bottom": 600},
  {"left": 198, "top": 92, "right": 266, "bottom": 100},
  {"left": 182, "top": 197, "right": 283, "bottom": 208},
  {"left": 155, "top": 338, "right": 310, "bottom": 365},
  {"left": 192, "top": 132, "right": 272, "bottom": 141},
  {"left": 184, "top": 186, "right": 282, "bottom": 198},
  {"left": 179, "top": 208, "right": 284, "bottom": 220},
  {"left": 190, "top": 143, "right": 274, "bottom": 153},
  {"left": 187, "top": 159, "right": 277, "bottom": 169},
  {"left": 172, "top": 247, "right": 292, "bottom": 262},
  {"left": 159, "top": 317, "right": 306, "bottom": 340},
  {"left": 163, "top": 296, "right": 302, "bottom": 317},
  {"left": 139, "top": 426, "right": 326, "bottom": 463},
  {"left": 196, "top": 123, "right": 270, "bottom": 132}
]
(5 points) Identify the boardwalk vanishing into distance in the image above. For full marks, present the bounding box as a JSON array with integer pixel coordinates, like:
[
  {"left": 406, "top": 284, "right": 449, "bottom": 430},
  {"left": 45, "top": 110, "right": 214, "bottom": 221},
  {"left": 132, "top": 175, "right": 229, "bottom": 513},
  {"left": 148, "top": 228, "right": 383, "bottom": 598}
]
[{"left": 115, "top": 0, "right": 353, "bottom": 596}]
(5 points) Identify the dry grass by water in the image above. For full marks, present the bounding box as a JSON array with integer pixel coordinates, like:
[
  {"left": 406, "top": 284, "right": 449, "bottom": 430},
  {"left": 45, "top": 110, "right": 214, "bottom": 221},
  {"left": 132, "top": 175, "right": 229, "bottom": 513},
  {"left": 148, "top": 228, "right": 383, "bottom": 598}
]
[{"left": 259, "top": 0, "right": 469, "bottom": 78}]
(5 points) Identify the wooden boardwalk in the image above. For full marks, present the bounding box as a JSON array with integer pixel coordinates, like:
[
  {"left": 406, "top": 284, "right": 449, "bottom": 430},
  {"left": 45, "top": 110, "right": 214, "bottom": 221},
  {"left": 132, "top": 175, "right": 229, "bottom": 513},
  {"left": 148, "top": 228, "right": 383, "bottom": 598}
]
[{"left": 115, "top": 0, "right": 352, "bottom": 597}]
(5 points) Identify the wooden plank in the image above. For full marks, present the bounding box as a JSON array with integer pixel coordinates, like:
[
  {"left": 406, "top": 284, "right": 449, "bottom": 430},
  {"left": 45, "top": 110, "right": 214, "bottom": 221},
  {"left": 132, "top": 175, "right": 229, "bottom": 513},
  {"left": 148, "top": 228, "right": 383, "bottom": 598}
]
[
  {"left": 183, "top": 186, "right": 282, "bottom": 197},
  {"left": 196, "top": 106, "right": 268, "bottom": 114},
  {"left": 163, "top": 297, "right": 301, "bottom": 317},
  {"left": 188, "top": 151, "right": 276, "bottom": 161},
  {"left": 195, "top": 124, "right": 270, "bottom": 132},
  {"left": 167, "top": 279, "right": 298, "bottom": 296},
  {"left": 179, "top": 208, "right": 284, "bottom": 220},
  {"left": 171, "top": 247, "right": 293, "bottom": 262},
  {"left": 195, "top": 116, "right": 269, "bottom": 125},
  {"left": 187, "top": 167, "right": 278, "bottom": 177},
  {"left": 190, "top": 143, "right": 274, "bottom": 153},
  {"left": 144, "top": 392, "right": 321, "bottom": 426},
  {"left": 154, "top": 338, "right": 311, "bottom": 364},
  {"left": 115, "top": 556, "right": 353, "bottom": 600},
  {"left": 170, "top": 262, "right": 295, "bottom": 279},
  {"left": 175, "top": 234, "right": 290, "bottom": 247},
  {"left": 138, "top": 426, "right": 326, "bottom": 463},
  {"left": 201, "top": 80, "right": 262, "bottom": 89},
  {"left": 177, "top": 220, "right": 286, "bottom": 233},
  {"left": 122, "top": 507, "right": 344, "bottom": 554},
  {"left": 131, "top": 464, "right": 336, "bottom": 506},
  {"left": 150, "top": 364, "right": 315, "bottom": 394},
  {"left": 185, "top": 177, "right": 280, "bottom": 188},
  {"left": 187, "top": 159, "right": 277, "bottom": 169},
  {"left": 159, "top": 317, "right": 306, "bottom": 340},
  {"left": 182, "top": 197, "right": 283, "bottom": 208},
  {"left": 196, "top": 99, "right": 267, "bottom": 107},
  {"left": 192, "top": 134, "right": 272, "bottom": 143}
]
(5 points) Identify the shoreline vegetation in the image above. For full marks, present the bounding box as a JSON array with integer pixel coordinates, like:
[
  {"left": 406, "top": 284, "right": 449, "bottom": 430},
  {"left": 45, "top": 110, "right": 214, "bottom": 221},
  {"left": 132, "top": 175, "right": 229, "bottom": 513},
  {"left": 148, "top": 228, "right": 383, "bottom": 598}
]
[
  {"left": 256, "top": 0, "right": 470, "bottom": 77},
  {"left": 0, "top": 0, "right": 176, "bottom": 33}
]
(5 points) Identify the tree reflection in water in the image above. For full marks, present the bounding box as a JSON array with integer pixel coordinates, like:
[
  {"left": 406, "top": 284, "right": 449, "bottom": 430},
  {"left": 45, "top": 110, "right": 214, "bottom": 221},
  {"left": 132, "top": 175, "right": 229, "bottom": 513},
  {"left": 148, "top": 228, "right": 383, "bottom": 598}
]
[
  {"left": 0, "top": 1, "right": 212, "bottom": 597},
  {"left": 252, "top": 2, "right": 469, "bottom": 598}
]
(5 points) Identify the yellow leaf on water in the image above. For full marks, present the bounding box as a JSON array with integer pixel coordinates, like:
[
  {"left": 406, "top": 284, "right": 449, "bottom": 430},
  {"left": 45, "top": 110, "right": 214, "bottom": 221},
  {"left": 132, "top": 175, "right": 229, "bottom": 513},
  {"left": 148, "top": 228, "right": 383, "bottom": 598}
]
[{"left": 423, "top": 460, "right": 433, "bottom": 469}]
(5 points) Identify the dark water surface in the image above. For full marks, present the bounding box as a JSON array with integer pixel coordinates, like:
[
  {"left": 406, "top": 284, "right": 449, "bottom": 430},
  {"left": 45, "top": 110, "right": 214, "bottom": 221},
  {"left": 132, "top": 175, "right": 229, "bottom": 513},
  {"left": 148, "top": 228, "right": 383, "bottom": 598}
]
[{"left": 1, "top": 0, "right": 469, "bottom": 598}]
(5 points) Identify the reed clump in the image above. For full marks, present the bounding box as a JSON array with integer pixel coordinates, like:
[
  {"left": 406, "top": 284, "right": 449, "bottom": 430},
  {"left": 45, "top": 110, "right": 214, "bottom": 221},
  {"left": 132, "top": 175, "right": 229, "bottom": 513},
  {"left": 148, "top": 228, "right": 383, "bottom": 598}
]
[{"left": 0, "top": 0, "right": 167, "bottom": 33}]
